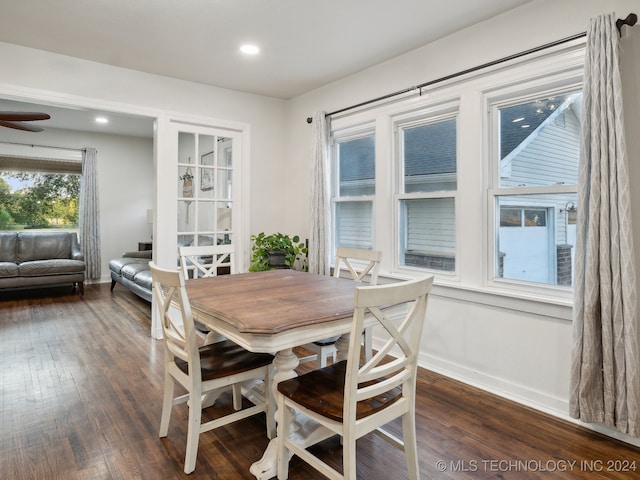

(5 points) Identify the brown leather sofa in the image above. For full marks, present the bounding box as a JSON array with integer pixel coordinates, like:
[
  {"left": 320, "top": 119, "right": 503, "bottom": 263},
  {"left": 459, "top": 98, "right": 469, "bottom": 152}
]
[{"left": 0, "top": 231, "right": 85, "bottom": 294}]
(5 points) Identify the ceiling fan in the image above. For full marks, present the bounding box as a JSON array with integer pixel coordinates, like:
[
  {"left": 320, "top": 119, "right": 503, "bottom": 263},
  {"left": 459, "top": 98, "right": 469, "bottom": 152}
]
[{"left": 0, "top": 111, "right": 51, "bottom": 132}]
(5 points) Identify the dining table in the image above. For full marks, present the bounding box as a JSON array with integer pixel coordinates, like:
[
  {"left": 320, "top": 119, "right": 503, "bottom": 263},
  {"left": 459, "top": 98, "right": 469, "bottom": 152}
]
[{"left": 185, "top": 268, "right": 365, "bottom": 480}]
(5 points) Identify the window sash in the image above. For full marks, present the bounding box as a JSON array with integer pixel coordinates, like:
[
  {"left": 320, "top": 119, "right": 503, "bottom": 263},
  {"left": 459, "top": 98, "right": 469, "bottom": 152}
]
[
  {"left": 488, "top": 85, "right": 580, "bottom": 288},
  {"left": 396, "top": 112, "right": 458, "bottom": 273},
  {"left": 331, "top": 129, "right": 376, "bottom": 252}
]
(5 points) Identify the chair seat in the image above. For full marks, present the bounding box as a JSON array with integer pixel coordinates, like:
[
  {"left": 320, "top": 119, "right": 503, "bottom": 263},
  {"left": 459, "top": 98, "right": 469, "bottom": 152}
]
[
  {"left": 176, "top": 339, "right": 273, "bottom": 381},
  {"left": 313, "top": 335, "right": 340, "bottom": 346},
  {"left": 194, "top": 320, "right": 211, "bottom": 334},
  {"left": 277, "top": 360, "right": 401, "bottom": 422}
]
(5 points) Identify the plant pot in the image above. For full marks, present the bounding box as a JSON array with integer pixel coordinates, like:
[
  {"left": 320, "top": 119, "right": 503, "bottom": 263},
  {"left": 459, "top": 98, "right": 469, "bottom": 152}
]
[
  {"left": 182, "top": 180, "right": 193, "bottom": 198},
  {"left": 268, "top": 251, "right": 289, "bottom": 269}
]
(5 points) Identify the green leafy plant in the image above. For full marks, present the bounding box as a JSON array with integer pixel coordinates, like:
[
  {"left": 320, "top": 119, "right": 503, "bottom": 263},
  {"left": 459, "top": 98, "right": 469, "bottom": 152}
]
[
  {"left": 249, "top": 232, "right": 308, "bottom": 271},
  {"left": 179, "top": 169, "right": 193, "bottom": 182}
]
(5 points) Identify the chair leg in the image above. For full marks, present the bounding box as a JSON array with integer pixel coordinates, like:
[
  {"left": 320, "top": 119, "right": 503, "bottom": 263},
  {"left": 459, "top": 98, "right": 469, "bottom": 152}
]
[
  {"left": 184, "top": 389, "right": 203, "bottom": 474},
  {"left": 318, "top": 344, "right": 336, "bottom": 368},
  {"left": 402, "top": 410, "right": 420, "bottom": 480},
  {"left": 319, "top": 346, "right": 329, "bottom": 368},
  {"left": 232, "top": 384, "right": 242, "bottom": 410},
  {"left": 159, "top": 373, "right": 174, "bottom": 437},
  {"left": 343, "top": 433, "right": 357, "bottom": 480}
]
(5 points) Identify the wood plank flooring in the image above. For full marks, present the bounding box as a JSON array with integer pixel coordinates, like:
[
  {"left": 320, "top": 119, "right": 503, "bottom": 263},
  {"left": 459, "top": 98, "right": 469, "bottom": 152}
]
[{"left": 1, "top": 283, "right": 639, "bottom": 479}]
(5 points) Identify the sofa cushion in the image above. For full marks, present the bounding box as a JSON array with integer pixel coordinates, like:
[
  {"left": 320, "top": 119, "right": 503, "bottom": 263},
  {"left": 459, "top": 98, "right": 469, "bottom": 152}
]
[
  {"left": 109, "top": 257, "right": 149, "bottom": 276},
  {"left": 18, "top": 259, "right": 86, "bottom": 277},
  {"left": 0, "top": 261, "right": 18, "bottom": 277},
  {"left": 0, "top": 233, "right": 17, "bottom": 263},
  {"left": 133, "top": 269, "right": 152, "bottom": 291},
  {"left": 121, "top": 263, "right": 150, "bottom": 282},
  {"left": 17, "top": 232, "right": 72, "bottom": 263}
]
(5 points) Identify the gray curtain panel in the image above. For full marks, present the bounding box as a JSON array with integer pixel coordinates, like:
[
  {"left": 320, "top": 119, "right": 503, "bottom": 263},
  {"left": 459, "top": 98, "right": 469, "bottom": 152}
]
[
  {"left": 79, "top": 147, "right": 101, "bottom": 280},
  {"left": 570, "top": 13, "right": 639, "bottom": 437},
  {"left": 308, "top": 111, "right": 331, "bottom": 276}
]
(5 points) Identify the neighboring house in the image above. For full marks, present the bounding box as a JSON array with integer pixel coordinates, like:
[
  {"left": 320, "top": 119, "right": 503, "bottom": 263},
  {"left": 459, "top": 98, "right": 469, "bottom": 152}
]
[
  {"left": 498, "top": 93, "right": 581, "bottom": 284},
  {"left": 335, "top": 136, "right": 375, "bottom": 249}
]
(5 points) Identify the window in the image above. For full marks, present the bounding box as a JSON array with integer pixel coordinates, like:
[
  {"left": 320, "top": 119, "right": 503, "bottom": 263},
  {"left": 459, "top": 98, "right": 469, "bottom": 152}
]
[
  {"left": 397, "top": 115, "right": 457, "bottom": 272},
  {"left": 489, "top": 89, "right": 581, "bottom": 286},
  {"left": 327, "top": 44, "right": 583, "bottom": 301},
  {"left": 0, "top": 171, "right": 80, "bottom": 231},
  {"left": 332, "top": 133, "right": 375, "bottom": 249}
]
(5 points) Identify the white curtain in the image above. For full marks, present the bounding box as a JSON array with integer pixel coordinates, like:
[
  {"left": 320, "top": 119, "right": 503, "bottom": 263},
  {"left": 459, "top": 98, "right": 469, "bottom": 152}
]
[
  {"left": 308, "top": 111, "right": 331, "bottom": 276},
  {"left": 570, "top": 14, "right": 639, "bottom": 436},
  {"left": 79, "top": 147, "right": 101, "bottom": 280}
]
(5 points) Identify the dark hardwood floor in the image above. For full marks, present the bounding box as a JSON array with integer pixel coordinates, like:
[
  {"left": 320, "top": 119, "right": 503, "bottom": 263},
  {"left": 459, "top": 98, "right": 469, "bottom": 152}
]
[{"left": 1, "top": 283, "right": 639, "bottom": 479}]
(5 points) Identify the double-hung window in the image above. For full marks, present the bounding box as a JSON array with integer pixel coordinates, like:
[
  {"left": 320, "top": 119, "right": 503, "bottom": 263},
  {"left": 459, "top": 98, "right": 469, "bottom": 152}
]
[
  {"left": 396, "top": 111, "right": 457, "bottom": 272},
  {"left": 328, "top": 43, "right": 583, "bottom": 302},
  {"left": 331, "top": 131, "right": 375, "bottom": 250},
  {"left": 488, "top": 87, "right": 581, "bottom": 287}
]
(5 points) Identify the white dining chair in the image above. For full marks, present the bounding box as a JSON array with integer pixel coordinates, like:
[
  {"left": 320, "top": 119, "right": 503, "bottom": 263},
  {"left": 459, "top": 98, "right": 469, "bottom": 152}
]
[
  {"left": 178, "top": 243, "right": 235, "bottom": 280},
  {"left": 150, "top": 262, "right": 275, "bottom": 474},
  {"left": 300, "top": 247, "right": 382, "bottom": 367},
  {"left": 179, "top": 244, "right": 235, "bottom": 345},
  {"left": 276, "top": 275, "right": 433, "bottom": 480}
]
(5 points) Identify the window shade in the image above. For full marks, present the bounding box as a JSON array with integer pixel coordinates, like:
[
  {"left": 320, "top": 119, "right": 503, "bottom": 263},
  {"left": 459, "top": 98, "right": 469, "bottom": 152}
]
[{"left": 0, "top": 155, "right": 82, "bottom": 174}]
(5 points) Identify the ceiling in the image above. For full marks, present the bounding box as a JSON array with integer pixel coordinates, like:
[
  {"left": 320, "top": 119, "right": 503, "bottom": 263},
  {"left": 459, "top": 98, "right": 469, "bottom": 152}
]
[
  {"left": 0, "top": 98, "right": 155, "bottom": 138},
  {"left": 0, "top": 0, "right": 534, "bottom": 136}
]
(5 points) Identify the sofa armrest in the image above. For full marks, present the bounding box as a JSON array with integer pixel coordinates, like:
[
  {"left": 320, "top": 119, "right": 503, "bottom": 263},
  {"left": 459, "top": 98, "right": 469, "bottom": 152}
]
[
  {"left": 122, "top": 250, "right": 152, "bottom": 259},
  {"left": 71, "top": 238, "right": 84, "bottom": 261}
]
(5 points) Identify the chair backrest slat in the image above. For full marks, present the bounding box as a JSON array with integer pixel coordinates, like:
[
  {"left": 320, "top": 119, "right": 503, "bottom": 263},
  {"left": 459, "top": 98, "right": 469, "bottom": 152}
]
[
  {"left": 333, "top": 247, "right": 382, "bottom": 285},
  {"left": 344, "top": 276, "right": 433, "bottom": 415},
  {"left": 178, "top": 244, "right": 235, "bottom": 280}
]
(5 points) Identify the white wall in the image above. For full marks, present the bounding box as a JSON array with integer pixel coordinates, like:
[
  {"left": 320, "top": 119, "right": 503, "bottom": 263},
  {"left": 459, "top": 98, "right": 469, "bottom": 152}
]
[
  {"left": 0, "top": 40, "right": 289, "bottom": 266},
  {"left": 284, "top": 0, "right": 640, "bottom": 446}
]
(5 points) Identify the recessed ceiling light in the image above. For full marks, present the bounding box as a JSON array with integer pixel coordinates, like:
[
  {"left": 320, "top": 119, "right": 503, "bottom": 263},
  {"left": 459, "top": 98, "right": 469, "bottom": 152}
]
[
  {"left": 240, "top": 44, "right": 260, "bottom": 55},
  {"left": 95, "top": 116, "right": 109, "bottom": 124},
  {"left": 512, "top": 117, "right": 525, "bottom": 123}
]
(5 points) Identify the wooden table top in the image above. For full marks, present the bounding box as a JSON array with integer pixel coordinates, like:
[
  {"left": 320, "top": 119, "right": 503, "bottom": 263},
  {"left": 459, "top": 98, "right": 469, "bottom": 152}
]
[{"left": 186, "top": 269, "right": 359, "bottom": 335}]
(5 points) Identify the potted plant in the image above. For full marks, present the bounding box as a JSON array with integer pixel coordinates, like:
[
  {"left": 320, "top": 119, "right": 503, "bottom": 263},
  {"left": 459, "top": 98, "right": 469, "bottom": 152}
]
[
  {"left": 179, "top": 169, "right": 194, "bottom": 198},
  {"left": 249, "top": 232, "right": 308, "bottom": 271}
]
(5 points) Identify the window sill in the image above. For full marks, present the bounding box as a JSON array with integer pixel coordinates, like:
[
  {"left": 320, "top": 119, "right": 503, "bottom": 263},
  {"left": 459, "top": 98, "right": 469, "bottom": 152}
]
[{"left": 380, "top": 272, "right": 573, "bottom": 321}]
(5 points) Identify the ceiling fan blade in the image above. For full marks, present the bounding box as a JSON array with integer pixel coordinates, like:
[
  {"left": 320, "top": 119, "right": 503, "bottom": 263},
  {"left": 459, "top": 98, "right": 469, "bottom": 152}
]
[
  {"left": 0, "top": 120, "right": 45, "bottom": 132},
  {"left": 0, "top": 111, "right": 51, "bottom": 121}
]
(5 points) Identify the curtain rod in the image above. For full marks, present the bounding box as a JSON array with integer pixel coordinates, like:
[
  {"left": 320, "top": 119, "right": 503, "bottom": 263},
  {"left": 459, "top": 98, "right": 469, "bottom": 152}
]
[
  {"left": 306, "top": 13, "right": 636, "bottom": 124},
  {"left": 0, "top": 140, "right": 86, "bottom": 152}
]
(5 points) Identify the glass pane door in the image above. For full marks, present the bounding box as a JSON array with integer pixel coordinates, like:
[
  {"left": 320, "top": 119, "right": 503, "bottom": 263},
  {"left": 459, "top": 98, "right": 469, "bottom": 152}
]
[{"left": 177, "top": 130, "right": 234, "bottom": 252}]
